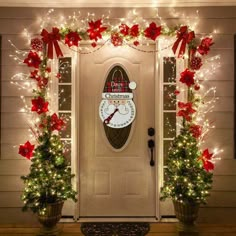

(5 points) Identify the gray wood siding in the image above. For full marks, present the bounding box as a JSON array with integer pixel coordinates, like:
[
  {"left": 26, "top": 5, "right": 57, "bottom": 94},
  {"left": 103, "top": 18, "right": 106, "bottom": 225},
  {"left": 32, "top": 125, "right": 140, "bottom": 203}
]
[{"left": 0, "top": 6, "right": 235, "bottom": 223}]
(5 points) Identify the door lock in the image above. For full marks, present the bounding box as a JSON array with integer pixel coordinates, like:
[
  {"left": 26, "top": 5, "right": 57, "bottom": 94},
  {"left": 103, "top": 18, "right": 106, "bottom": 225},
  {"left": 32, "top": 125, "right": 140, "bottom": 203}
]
[{"left": 148, "top": 127, "right": 155, "bottom": 136}]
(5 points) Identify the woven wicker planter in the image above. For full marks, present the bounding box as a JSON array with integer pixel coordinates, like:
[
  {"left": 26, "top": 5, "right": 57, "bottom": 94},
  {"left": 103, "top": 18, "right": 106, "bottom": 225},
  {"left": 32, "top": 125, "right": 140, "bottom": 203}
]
[
  {"left": 37, "top": 201, "right": 64, "bottom": 235},
  {"left": 173, "top": 200, "right": 200, "bottom": 233}
]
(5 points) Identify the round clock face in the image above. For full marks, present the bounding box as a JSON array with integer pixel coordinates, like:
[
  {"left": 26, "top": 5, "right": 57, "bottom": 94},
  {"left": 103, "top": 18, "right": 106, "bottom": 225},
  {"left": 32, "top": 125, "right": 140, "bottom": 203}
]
[{"left": 99, "top": 98, "right": 136, "bottom": 128}]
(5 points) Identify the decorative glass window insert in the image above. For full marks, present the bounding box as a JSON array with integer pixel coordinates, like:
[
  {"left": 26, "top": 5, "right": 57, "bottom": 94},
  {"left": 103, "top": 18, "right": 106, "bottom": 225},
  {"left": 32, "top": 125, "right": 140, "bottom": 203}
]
[
  {"left": 162, "top": 57, "right": 177, "bottom": 165},
  {"left": 58, "top": 57, "right": 72, "bottom": 161}
]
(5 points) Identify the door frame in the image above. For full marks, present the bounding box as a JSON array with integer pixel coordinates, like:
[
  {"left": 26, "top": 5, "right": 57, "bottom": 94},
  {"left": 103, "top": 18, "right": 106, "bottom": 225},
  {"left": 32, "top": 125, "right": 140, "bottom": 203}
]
[{"left": 68, "top": 42, "right": 165, "bottom": 222}]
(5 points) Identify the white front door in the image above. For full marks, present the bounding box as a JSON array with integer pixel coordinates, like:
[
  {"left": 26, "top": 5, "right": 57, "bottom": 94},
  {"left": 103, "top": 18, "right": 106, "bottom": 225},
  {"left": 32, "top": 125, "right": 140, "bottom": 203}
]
[{"left": 78, "top": 44, "right": 157, "bottom": 219}]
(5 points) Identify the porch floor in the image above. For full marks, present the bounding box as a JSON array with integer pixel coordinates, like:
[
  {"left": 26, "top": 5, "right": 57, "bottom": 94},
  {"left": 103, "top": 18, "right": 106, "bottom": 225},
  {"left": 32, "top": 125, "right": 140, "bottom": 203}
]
[{"left": 0, "top": 223, "right": 236, "bottom": 236}]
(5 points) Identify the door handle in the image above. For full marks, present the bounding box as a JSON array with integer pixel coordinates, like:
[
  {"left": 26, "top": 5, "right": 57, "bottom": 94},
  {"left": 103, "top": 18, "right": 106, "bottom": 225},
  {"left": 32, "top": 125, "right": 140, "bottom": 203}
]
[{"left": 148, "top": 139, "right": 155, "bottom": 167}]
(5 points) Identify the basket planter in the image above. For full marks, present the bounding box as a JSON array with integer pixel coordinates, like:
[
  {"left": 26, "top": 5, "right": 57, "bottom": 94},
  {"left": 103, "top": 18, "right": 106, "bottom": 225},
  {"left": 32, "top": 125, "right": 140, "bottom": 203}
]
[
  {"left": 173, "top": 200, "right": 200, "bottom": 233},
  {"left": 37, "top": 201, "right": 64, "bottom": 235}
]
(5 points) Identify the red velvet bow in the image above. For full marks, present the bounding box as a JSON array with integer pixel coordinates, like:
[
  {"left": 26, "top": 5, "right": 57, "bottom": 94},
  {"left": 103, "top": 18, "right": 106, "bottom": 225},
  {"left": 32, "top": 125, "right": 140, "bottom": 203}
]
[
  {"left": 41, "top": 27, "right": 63, "bottom": 59},
  {"left": 172, "top": 26, "right": 195, "bottom": 58}
]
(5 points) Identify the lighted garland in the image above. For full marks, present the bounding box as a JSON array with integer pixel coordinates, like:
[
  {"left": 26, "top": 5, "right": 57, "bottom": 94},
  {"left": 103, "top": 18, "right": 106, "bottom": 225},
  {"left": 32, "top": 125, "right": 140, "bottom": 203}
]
[{"left": 17, "top": 16, "right": 219, "bottom": 212}]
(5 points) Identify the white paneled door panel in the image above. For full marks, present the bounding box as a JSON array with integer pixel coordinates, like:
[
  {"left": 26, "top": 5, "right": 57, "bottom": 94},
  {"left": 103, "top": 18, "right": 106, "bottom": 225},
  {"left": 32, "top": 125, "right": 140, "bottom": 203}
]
[{"left": 78, "top": 45, "right": 156, "bottom": 218}]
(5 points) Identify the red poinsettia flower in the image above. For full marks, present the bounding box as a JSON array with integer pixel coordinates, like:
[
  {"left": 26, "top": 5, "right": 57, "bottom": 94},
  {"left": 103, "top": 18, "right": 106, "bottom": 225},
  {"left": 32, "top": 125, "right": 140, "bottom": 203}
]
[
  {"left": 87, "top": 19, "right": 107, "bottom": 41},
  {"left": 129, "top": 24, "right": 139, "bottom": 37},
  {"left": 111, "top": 33, "right": 123, "bottom": 46},
  {"left": 198, "top": 148, "right": 214, "bottom": 171},
  {"left": 177, "top": 102, "right": 196, "bottom": 121},
  {"left": 190, "top": 124, "right": 202, "bottom": 138},
  {"left": 31, "top": 96, "right": 49, "bottom": 114},
  {"left": 65, "top": 31, "right": 81, "bottom": 47},
  {"left": 179, "top": 69, "right": 195, "bottom": 87},
  {"left": 23, "top": 51, "right": 42, "bottom": 68},
  {"left": 50, "top": 113, "right": 65, "bottom": 131},
  {"left": 119, "top": 24, "right": 130, "bottom": 36},
  {"left": 198, "top": 37, "right": 214, "bottom": 55},
  {"left": 144, "top": 22, "right": 162, "bottom": 41},
  {"left": 18, "top": 141, "right": 34, "bottom": 160}
]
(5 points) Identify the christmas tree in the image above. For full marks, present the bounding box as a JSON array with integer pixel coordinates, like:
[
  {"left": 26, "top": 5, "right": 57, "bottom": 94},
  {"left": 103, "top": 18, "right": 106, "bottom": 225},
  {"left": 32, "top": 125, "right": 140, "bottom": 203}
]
[
  {"left": 18, "top": 38, "right": 76, "bottom": 215},
  {"left": 160, "top": 127, "right": 213, "bottom": 204},
  {"left": 160, "top": 35, "right": 216, "bottom": 204},
  {"left": 20, "top": 128, "right": 77, "bottom": 214}
]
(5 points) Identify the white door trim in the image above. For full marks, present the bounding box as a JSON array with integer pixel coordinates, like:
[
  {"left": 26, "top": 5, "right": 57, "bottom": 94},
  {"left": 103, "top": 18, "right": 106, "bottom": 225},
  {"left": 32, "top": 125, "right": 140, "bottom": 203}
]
[
  {"left": 72, "top": 51, "right": 80, "bottom": 221},
  {"left": 54, "top": 39, "right": 184, "bottom": 221},
  {"left": 155, "top": 42, "right": 162, "bottom": 222}
]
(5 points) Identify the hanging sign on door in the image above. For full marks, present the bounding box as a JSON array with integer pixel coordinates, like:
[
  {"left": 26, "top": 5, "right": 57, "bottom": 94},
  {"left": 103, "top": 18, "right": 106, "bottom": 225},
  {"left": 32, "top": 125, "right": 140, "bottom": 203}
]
[{"left": 99, "top": 66, "right": 136, "bottom": 129}]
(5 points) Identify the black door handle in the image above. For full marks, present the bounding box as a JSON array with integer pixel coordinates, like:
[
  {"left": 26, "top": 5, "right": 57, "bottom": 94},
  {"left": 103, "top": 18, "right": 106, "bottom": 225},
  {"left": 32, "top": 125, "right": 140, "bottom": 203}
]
[{"left": 148, "top": 139, "right": 155, "bottom": 167}]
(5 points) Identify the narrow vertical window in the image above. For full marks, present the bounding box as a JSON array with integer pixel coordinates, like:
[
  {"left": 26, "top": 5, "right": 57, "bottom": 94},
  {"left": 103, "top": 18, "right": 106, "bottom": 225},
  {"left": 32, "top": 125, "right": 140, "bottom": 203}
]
[
  {"left": 58, "top": 57, "right": 72, "bottom": 161},
  {"left": 163, "top": 57, "right": 177, "bottom": 165}
]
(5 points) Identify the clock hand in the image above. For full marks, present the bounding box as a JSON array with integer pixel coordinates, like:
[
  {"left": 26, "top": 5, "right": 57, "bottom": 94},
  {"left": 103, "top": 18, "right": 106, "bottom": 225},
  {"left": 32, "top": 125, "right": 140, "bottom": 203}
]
[{"left": 104, "top": 108, "right": 119, "bottom": 124}]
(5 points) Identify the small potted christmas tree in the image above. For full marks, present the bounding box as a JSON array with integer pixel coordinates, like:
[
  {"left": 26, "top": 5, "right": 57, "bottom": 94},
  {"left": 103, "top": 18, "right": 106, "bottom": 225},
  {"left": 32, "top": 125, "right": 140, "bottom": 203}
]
[
  {"left": 18, "top": 37, "right": 77, "bottom": 235},
  {"left": 161, "top": 28, "right": 217, "bottom": 232}
]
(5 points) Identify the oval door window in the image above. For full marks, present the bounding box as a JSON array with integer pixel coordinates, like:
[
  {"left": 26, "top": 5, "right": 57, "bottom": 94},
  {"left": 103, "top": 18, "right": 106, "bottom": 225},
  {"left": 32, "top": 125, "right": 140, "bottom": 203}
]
[{"left": 99, "top": 65, "right": 136, "bottom": 149}]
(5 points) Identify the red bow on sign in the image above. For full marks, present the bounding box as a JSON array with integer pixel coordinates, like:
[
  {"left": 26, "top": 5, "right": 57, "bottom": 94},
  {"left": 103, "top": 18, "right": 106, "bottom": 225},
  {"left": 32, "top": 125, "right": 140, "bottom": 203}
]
[
  {"left": 41, "top": 27, "right": 63, "bottom": 59},
  {"left": 172, "top": 26, "right": 195, "bottom": 58}
]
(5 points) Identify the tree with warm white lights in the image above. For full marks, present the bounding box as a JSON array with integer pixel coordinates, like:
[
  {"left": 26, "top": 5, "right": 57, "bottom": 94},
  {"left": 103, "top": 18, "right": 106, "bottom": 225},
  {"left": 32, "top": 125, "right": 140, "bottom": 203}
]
[
  {"left": 160, "top": 127, "right": 213, "bottom": 204},
  {"left": 160, "top": 34, "right": 217, "bottom": 204},
  {"left": 19, "top": 39, "right": 76, "bottom": 215},
  {"left": 20, "top": 132, "right": 77, "bottom": 214}
]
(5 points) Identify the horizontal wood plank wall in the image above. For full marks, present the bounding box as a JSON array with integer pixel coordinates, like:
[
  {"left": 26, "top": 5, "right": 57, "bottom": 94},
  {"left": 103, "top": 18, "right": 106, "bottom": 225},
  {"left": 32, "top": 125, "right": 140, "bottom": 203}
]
[{"left": 0, "top": 6, "right": 235, "bottom": 224}]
